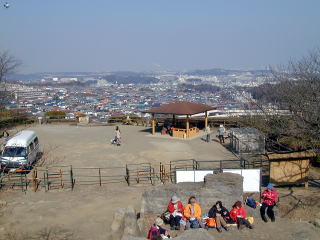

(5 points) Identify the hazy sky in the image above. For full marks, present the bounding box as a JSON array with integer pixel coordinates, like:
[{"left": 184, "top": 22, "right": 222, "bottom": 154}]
[{"left": 1, "top": 0, "right": 320, "bottom": 73}]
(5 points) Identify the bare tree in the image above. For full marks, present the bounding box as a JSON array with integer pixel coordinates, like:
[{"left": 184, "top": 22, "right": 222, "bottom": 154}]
[
  {"left": 247, "top": 49, "right": 320, "bottom": 153},
  {"left": 0, "top": 50, "right": 20, "bottom": 83},
  {"left": 0, "top": 50, "right": 21, "bottom": 108}
]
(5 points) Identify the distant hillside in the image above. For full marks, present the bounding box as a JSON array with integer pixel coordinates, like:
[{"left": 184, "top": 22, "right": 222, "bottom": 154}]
[
  {"left": 103, "top": 73, "right": 159, "bottom": 84},
  {"left": 179, "top": 83, "right": 221, "bottom": 93},
  {"left": 186, "top": 68, "right": 269, "bottom": 76}
]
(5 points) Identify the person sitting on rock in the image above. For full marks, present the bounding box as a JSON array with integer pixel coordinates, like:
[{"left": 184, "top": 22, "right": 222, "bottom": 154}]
[
  {"left": 260, "top": 183, "right": 278, "bottom": 222},
  {"left": 208, "top": 201, "right": 230, "bottom": 232},
  {"left": 148, "top": 217, "right": 171, "bottom": 239},
  {"left": 183, "top": 196, "right": 204, "bottom": 229},
  {"left": 230, "top": 201, "right": 253, "bottom": 229},
  {"left": 167, "top": 195, "right": 184, "bottom": 230}
]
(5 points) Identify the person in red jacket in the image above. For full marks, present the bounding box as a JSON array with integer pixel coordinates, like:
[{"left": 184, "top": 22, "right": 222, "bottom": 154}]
[
  {"left": 260, "top": 183, "right": 278, "bottom": 222},
  {"left": 230, "top": 201, "right": 253, "bottom": 229},
  {"left": 167, "top": 195, "right": 184, "bottom": 230}
]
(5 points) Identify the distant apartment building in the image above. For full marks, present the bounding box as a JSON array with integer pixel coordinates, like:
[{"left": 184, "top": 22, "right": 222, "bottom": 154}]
[{"left": 59, "top": 78, "right": 78, "bottom": 83}]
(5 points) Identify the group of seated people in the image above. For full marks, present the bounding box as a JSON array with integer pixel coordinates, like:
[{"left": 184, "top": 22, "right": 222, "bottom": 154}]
[
  {"left": 148, "top": 196, "right": 253, "bottom": 239},
  {"left": 161, "top": 125, "right": 176, "bottom": 136}
]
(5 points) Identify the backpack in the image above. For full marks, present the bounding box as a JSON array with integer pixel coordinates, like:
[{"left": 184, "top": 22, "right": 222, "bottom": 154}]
[
  {"left": 246, "top": 216, "right": 254, "bottom": 224},
  {"left": 206, "top": 218, "right": 216, "bottom": 228},
  {"left": 148, "top": 225, "right": 160, "bottom": 240},
  {"left": 246, "top": 197, "right": 257, "bottom": 209}
]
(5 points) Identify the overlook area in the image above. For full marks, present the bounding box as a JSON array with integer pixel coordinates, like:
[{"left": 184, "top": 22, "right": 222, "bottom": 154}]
[{"left": 0, "top": 124, "right": 319, "bottom": 240}]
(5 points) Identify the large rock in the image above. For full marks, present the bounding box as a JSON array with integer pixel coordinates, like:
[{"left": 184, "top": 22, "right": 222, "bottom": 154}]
[
  {"left": 121, "top": 236, "right": 146, "bottom": 240},
  {"left": 312, "top": 218, "right": 320, "bottom": 228},
  {"left": 141, "top": 172, "right": 243, "bottom": 215},
  {"left": 174, "top": 229, "right": 215, "bottom": 240},
  {"left": 111, "top": 208, "right": 126, "bottom": 240},
  {"left": 121, "top": 229, "right": 215, "bottom": 240},
  {"left": 123, "top": 205, "right": 141, "bottom": 237}
]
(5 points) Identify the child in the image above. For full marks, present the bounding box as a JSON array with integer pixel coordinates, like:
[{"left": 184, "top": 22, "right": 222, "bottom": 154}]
[{"left": 148, "top": 218, "right": 171, "bottom": 240}]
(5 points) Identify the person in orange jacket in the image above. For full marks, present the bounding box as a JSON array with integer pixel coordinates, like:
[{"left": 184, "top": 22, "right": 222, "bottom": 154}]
[
  {"left": 183, "top": 196, "right": 204, "bottom": 229},
  {"left": 230, "top": 201, "right": 253, "bottom": 229},
  {"left": 260, "top": 183, "right": 278, "bottom": 222}
]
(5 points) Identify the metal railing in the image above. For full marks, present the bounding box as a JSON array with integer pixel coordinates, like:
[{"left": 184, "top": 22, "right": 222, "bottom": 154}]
[{"left": 0, "top": 158, "right": 251, "bottom": 191}]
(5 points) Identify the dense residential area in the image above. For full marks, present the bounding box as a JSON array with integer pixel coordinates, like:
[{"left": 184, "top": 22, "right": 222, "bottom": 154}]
[{"left": 4, "top": 69, "right": 269, "bottom": 121}]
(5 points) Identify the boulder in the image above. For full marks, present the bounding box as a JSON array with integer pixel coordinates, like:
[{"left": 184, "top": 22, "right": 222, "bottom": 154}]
[
  {"left": 175, "top": 229, "right": 215, "bottom": 240},
  {"left": 121, "top": 236, "right": 146, "bottom": 240},
  {"left": 312, "top": 218, "right": 320, "bottom": 228},
  {"left": 141, "top": 172, "right": 243, "bottom": 215},
  {"left": 123, "top": 206, "right": 141, "bottom": 237},
  {"left": 121, "top": 229, "right": 215, "bottom": 240},
  {"left": 111, "top": 208, "right": 126, "bottom": 240}
]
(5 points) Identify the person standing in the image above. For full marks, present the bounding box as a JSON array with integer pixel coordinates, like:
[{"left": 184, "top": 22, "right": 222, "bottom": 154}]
[
  {"left": 218, "top": 124, "right": 225, "bottom": 144},
  {"left": 205, "top": 125, "right": 211, "bottom": 143},
  {"left": 1, "top": 128, "right": 10, "bottom": 148},
  {"left": 260, "top": 183, "right": 278, "bottom": 222},
  {"left": 115, "top": 126, "right": 121, "bottom": 146}
]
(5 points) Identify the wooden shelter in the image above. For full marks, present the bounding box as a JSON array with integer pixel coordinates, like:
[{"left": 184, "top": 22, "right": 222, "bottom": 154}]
[
  {"left": 142, "top": 101, "right": 216, "bottom": 138},
  {"left": 262, "top": 151, "right": 316, "bottom": 188}
]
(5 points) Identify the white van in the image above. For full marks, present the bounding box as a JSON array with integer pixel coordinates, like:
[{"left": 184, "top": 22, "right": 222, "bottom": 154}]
[{"left": 0, "top": 130, "right": 39, "bottom": 170}]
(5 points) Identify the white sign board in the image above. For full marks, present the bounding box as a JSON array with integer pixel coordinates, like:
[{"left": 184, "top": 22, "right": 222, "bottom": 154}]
[
  {"left": 176, "top": 170, "right": 214, "bottom": 183},
  {"left": 223, "top": 169, "right": 261, "bottom": 192}
]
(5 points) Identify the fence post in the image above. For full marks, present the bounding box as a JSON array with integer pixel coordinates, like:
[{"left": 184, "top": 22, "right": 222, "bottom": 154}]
[
  {"left": 149, "top": 165, "right": 153, "bottom": 185},
  {"left": 159, "top": 162, "right": 162, "bottom": 183},
  {"left": 43, "top": 172, "right": 47, "bottom": 192},
  {"left": 98, "top": 168, "right": 102, "bottom": 186},
  {"left": 46, "top": 168, "right": 49, "bottom": 191},
  {"left": 32, "top": 168, "right": 36, "bottom": 192},
  {"left": 126, "top": 164, "right": 130, "bottom": 186},
  {"left": 24, "top": 172, "right": 28, "bottom": 191},
  {"left": 20, "top": 173, "right": 23, "bottom": 192},
  {"left": 70, "top": 166, "right": 74, "bottom": 190},
  {"left": 219, "top": 160, "right": 223, "bottom": 172},
  {"left": 60, "top": 169, "right": 64, "bottom": 188}
]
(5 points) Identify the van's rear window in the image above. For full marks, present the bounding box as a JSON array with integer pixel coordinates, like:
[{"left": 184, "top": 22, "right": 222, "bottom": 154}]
[{"left": 2, "top": 147, "right": 27, "bottom": 158}]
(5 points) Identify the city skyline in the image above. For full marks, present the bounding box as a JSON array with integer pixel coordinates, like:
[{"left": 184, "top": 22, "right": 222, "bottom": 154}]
[{"left": 1, "top": 0, "right": 320, "bottom": 73}]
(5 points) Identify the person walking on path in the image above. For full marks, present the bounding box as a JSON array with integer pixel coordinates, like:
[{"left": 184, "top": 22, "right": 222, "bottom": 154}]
[
  {"left": 205, "top": 125, "right": 211, "bottom": 143},
  {"left": 218, "top": 124, "right": 225, "bottom": 144},
  {"left": 115, "top": 126, "right": 121, "bottom": 146},
  {"left": 260, "top": 183, "right": 278, "bottom": 222},
  {"left": 1, "top": 128, "right": 10, "bottom": 149}
]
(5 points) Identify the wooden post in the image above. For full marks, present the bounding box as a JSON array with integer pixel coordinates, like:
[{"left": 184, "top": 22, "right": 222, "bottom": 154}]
[
  {"left": 70, "top": 166, "right": 74, "bottom": 190},
  {"left": 126, "top": 164, "right": 130, "bottom": 186},
  {"left": 205, "top": 111, "right": 208, "bottom": 129},
  {"left": 186, "top": 115, "right": 190, "bottom": 138},
  {"left": 98, "top": 168, "right": 102, "bottom": 186},
  {"left": 151, "top": 114, "right": 155, "bottom": 135}
]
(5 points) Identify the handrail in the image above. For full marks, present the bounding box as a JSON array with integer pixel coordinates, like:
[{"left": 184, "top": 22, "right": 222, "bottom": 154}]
[{"left": 0, "top": 158, "right": 257, "bottom": 191}]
